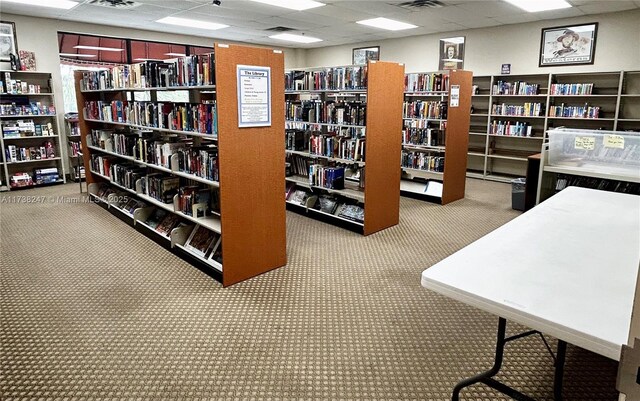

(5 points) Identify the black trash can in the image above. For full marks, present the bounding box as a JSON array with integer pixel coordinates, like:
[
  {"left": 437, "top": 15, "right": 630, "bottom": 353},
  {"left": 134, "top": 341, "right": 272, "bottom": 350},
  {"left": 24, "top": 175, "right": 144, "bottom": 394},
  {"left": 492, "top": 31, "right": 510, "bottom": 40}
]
[{"left": 511, "top": 178, "right": 526, "bottom": 211}]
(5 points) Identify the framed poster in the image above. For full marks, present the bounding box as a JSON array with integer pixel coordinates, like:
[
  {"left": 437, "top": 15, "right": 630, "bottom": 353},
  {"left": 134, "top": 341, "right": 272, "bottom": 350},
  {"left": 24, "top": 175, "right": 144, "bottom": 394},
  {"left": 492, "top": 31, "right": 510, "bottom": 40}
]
[
  {"left": 0, "top": 21, "right": 18, "bottom": 62},
  {"left": 438, "top": 37, "right": 465, "bottom": 70},
  {"left": 539, "top": 22, "right": 598, "bottom": 67},
  {"left": 237, "top": 65, "right": 271, "bottom": 128},
  {"left": 352, "top": 46, "right": 379, "bottom": 65}
]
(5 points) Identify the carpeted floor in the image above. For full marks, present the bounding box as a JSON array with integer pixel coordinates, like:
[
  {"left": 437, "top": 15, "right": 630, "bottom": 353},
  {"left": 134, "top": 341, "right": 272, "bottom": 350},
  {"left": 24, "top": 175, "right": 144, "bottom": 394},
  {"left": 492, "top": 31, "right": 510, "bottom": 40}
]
[{"left": 0, "top": 179, "right": 619, "bottom": 400}]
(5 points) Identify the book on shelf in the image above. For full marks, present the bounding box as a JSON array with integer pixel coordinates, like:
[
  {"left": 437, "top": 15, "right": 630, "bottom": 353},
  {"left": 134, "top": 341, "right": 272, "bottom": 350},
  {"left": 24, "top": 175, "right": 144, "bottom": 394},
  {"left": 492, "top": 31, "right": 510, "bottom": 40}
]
[
  {"left": 0, "top": 102, "right": 55, "bottom": 116},
  {"left": 491, "top": 102, "right": 543, "bottom": 117},
  {"left": 4, "top": 141, "right": 56, "bottom": 162},
  {"left": 18, "top": 51, "right": 37, "bottom": 72},
  {"left": 208, "top": 237, "right": 223, "bottom": 265},
  {"left": 490, "top": 120, "right": 533, "bottom": 137},
  {"left": 403, "top": 127, "right": 445, "bottom": 147},
  {"left": 285, "top": 100, "right": 366, "bottom": 126},
  {"left": 2, "top": 72, "right": 43, "bottom": 94},
  {"left": 155, "top": 213, "right": 180, "bottom": 236},
  {"left": 492, "top": 81, "right": 540, "bottom": 95},
  {"left": 285, "top": 66, "right": 368, "bottom": 91},
  {"left": 550, "top": 83, "right": 594, "bottom": 96},
  {"left": 336, "top": 204, "right": 365, "bottom": 223},
  {"left": 309, "top": 164, "right": 345, "bottom": 190},
  {"left": 554, "top": 174, "right": 640, "bottom": 194},
  {"left": 403, "top": 100, "right": 447, "bottom": 119},
  {"left": 402, "top": 151, "right": 445, "bottom": 173},
  {"left": 145, "top": 208, "right": 168, "bottom": 229},
  {"left": 84, "top": 100, "right": 218, "bottom": 136},
  {"left": 80, "top": 54, "right": 216, "bottom": 91},
  {"left": 3, "top": 120, "right": 54, "bottom": 137},
  {"left": 404, "top": 72, "right": 449, "bottom": 92},
  {"left": 184, "top": 225, "right": 219, "bottom": 259},
  {"left": 548, "top": 103, "right": 600, "bottom": 118},
  {"left": 33, "top": 168, "right": 59, "bottom": 184}
]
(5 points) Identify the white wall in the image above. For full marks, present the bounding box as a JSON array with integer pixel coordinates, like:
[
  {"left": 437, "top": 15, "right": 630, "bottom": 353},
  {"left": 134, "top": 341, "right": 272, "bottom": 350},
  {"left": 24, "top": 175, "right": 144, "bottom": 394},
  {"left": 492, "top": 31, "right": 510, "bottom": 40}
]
[{"left": 303, "top": 9, "right": 640, "bottom": 75}]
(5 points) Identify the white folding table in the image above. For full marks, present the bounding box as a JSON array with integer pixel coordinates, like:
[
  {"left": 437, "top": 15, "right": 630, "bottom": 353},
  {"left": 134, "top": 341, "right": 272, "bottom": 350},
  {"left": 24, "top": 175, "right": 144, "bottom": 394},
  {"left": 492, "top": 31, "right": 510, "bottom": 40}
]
[{"left": 421, "top": 187, "right": 640, "bottom": 400}]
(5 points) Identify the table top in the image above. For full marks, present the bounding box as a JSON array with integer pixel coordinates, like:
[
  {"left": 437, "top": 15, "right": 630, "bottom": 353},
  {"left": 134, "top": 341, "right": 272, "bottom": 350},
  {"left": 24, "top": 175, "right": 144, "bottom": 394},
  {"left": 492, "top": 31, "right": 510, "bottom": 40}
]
[{"left": 422, "top": 187, "right": 640, "bottom": 361}]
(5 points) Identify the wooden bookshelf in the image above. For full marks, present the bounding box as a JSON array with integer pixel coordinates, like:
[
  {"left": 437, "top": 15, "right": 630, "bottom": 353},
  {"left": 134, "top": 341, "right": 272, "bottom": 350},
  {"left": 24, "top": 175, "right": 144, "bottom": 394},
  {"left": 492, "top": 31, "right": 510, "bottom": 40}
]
[
  {"left": 284, "top": 61, "right": 404, "bottom": 235},
  {"left": 401, "top": 70, "right": 472, "bottom": 205},
  {"left": 74, "top": 43, "right": 286, "bottom": 286},
  {"left": 468, "top": 71, "right": 639, "bottom": 182},
  {"left": 0, "top": 70, "right": 66, "bottom": 190}
]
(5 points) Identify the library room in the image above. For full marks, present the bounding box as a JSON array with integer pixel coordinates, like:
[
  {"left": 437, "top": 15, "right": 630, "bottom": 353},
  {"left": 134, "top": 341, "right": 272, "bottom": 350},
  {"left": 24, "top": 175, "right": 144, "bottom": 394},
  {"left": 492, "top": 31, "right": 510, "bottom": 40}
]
[{"left": 0, "top": 1, "right": 638, "bottom": 400}]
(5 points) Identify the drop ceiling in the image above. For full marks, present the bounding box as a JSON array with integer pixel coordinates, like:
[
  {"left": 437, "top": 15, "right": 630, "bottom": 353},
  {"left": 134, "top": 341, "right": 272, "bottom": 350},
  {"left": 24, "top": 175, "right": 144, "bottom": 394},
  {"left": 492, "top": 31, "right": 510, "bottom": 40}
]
[{"left": 1, "top": 0, "right": 639, "bottom": 48}]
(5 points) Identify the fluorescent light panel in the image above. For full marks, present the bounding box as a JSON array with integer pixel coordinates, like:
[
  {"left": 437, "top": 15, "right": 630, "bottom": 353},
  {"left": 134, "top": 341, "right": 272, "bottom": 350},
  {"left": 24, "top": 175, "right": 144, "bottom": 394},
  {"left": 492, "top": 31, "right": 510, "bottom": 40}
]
[
  {"left": 156, "top": 17, "right": 228, "bottom": 31},
  {"left": 74, "top": 45, "right": 124, "bottom": 52},
  {"left": 269, "top": 33, "right": 322, "bottom": 44},
  {"left": 503, "top": 0, "right": 571, "bottom": 12},
  {"left": 356, "top": 17, "right": 417, "bottom": 31},
  {"left": 249, "top": 0, "right": 325, "bottom": 11},
  {"left": 165, "top": 53, "right": 187, "bottom": 57},
  {"left": 0, "top": 0, "right": 78, "bottom": 9},
  {"left": 134, "top": 58, "right": 164, "bottom": 61},
  {"left": 59, "top": 53, "right": 96, "bottom": 58}
]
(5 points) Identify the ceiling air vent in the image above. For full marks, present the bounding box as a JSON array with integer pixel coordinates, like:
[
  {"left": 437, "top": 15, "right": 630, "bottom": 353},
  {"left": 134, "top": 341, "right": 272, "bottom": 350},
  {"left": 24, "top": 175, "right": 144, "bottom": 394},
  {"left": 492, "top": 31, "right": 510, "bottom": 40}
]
[
  {"left": 87, "top": 0, "right": 141, "bottom": 9},
  {"left": 265, "top": 26, "right": 295, "bottom": 32},
  {"left": 395, "top": 0, "right": 445, "bottom": 10}
]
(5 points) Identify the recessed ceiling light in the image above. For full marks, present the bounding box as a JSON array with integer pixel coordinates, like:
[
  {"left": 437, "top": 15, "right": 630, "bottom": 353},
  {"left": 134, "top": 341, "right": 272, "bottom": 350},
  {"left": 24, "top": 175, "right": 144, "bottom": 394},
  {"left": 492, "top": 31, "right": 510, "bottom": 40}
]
[
  {"left": 134, "top": 58, "right": 164, "bottom": 61},
  {"left": 503, "top": 0, "right": 571, "bottom": 12},
  {"left": 356, "top": 17, "right": 417, "bottom": 31},
  {"left": 59, "top": 53, "right": 97, "bottom": 58},
  {"left": 249, "top": 0, "right": 325, "bottom": 11},
  {"left": 269, "top": 33, "right": 323, "bottom": 44},
  {"left": 74, "top": 45, "right": 124, "bottom": 52},
  {"left": 165, "top": 53, "right": 187, "bottom": 57},
  {"left": 156, "top": 17, "right": 229, "bottom": 31},
  {"left": 0, "top": 0, "right": 79, "bottom": 9}
]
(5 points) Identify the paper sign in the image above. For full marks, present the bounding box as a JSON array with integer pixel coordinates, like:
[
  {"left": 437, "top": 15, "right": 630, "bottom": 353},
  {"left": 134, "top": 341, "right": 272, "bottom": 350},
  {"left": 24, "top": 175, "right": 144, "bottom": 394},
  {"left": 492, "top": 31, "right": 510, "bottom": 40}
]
[
  {"left": 501, "top": 64, "right": 511, "bottom": 74},
  {"left": 574, "top": 136, "right": 595, "bottom": 150},
  {"left": 237, "top": 65, "right": 271, "bottom": 128},
  {"left": 450, "top": 85, "right": 460, "bottom": 108},
  {"left": 604, "top": 134, "right": 625, "bottom": 149}
]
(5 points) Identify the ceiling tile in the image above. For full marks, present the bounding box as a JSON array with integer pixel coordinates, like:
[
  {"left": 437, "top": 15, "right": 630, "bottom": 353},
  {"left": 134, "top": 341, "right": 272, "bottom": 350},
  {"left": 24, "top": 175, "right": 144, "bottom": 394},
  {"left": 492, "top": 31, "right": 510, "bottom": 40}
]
[{"left": 577, "top": 1, "right": 638, "bottom": 14}]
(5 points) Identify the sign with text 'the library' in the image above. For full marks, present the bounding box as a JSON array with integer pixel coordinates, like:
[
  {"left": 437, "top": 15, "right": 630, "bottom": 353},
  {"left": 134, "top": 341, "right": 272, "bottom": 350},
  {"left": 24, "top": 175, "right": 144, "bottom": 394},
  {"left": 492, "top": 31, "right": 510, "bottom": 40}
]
[{"left": 237, "top": 65, "right": 271, "bottom": 128}]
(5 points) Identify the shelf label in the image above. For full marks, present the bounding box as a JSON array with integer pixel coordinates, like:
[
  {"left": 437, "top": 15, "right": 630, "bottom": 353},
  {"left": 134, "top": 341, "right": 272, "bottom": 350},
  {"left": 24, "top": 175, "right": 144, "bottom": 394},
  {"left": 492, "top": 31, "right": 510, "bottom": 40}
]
[
  {"left": 450, "top": 85, "right": 460, "bottom": 108},
  {"left": 237, "top": 65, "right": 271, "bottom": 128},
  {"left": 574, "top": 136, "right": 595, "bottom": 150},
  {"left": 603, "top": 134, "right": 625, "bottom": 149}
]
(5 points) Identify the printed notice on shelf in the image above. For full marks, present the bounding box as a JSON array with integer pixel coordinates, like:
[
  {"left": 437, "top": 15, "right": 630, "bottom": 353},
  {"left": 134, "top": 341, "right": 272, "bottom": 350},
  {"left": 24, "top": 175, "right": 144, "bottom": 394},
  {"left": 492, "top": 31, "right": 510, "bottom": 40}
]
[
  {"left": 450, "top": 85, "right": 460, "bottom": 108},
  {"left": 603, "top": 134, "right": 625, "bottom": 149},
  {"left": 574, "top": 136, "right": 595, "bottom": 150},
  {"left": 237, "top": 65, "right": 271, "bottom": 128}
]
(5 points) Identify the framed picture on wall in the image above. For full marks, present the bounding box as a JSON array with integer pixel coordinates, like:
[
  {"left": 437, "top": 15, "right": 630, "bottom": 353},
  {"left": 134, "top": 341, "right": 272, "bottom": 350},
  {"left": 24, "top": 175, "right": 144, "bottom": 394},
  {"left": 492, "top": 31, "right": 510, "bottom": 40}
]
[
  {"left": 539, "top": 22, "right": 598, "bottom": 66},
  {"left": 352, "top": 46, "right": 379, "bottom": 65},
  {"left": 438, "top": 37, "right": 465, "bottom": 71},
  {"left": 0, "top": 21, "right": 18, "bottom": 62}
]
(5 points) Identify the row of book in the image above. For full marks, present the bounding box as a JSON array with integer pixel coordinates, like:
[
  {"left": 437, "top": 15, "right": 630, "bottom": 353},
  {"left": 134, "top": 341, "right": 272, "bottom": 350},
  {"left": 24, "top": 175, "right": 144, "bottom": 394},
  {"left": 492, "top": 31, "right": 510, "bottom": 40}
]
[
  {"left": 550, "top": 83, "right": 594, "bottom": 96},
  {"left": 555, "top": 174, "right": 640, "bottom": 194},
  {"left": 403, "top": 100, "right": 447, "bottom": 120},
  {"left": 285, "top": 100, "right": 366, "bottom": 126},
  {"left": 309, "top": 165, "right": 345, "bottom": 190},
  {"left": 404, "top": 73, "right": 449, "bottom": 93},
  {"left": 403, "top": 118, "right": 447, "bottom": 130},
  {"left": 84, "top": 100, "right": 218, "bottom": 136},
  {"left": 2, "top": 120, "right": 55, "bottom": 138},
  {"left": 5, "top": 142, "right": 56, "bottom": 162},
  {"left": 285, "top": 66, "right": 368, "bottom": 91},
  {"left": 93, "top": 183, "right": 223, "bottom": 264},
  {"left": 549, "top": 104, "right": 601, "bottom": 118},
  {"left": 1, "top": 73, "right": 45, "bottom": 94},
  {"left": 80, "top": 54, "right": 215, "bottom": 91},
  {"left": 489, "top": 120, "right": 534, "bottom": 137},
  {"left": 287, "top": 153, "right": 364, "bottom": 189},
  {"left": 0, "top": 102, "right": 56, "bottom": 116},
  {"left": 286, "top": 183, "right": 365, "bottom": 224},
  {"left": 308, "top": 133, "right": 366, "bottom": 162},
  {"left": 491, "top": 102, "right": 543, "bottom": 117},
  {"left": 285, "top": 121, "right": 366, "bottom": 139},
  {"left": 402, "top": 127, "right": 446, "bottom": 147},
  {"left": 10, "top": 168, "right": 60, "bottom": 188},
  {"left": 69, "top": 141, "right": 81, "bottom": 157},
  {"left": 90, "top": 128, "right": 219, "bottom": 182},
  {"left": 401, "top": 151, "right": 445, "bottom": 173},
  {"left": 492, "top": 81, "right": 540, "bottom": 96}
]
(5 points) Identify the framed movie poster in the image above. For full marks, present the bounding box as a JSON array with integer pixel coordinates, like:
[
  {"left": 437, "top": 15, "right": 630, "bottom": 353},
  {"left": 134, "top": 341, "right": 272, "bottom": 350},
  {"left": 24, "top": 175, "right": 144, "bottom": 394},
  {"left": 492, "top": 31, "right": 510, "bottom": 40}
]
[
  {"left": 539, "top": 22, "right": 598, "bottom": 67},
  {"left": 439, "top": 37, "right": 465, "bottom": 71},
  {"left": 352, "top": 46, "right": 379, "bottom": 65},
  {"left": 0, "top": 21, "right": 18, "bottom": 62}
]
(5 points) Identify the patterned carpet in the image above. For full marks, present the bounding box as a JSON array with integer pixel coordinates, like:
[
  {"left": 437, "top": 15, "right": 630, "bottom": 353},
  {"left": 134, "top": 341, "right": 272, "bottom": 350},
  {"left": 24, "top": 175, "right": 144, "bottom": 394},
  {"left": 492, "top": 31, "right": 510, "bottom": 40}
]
[{"left": 0, "top": 179, "right": 619, "bottom": 400}]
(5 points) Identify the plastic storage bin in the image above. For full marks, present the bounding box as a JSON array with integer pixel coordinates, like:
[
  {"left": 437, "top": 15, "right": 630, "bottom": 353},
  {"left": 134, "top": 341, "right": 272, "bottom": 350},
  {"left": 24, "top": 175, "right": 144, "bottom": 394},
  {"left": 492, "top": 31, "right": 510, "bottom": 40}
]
[
  {"left": 547, "top": 128, "right": 640, "bottom": 177},
  {"left": 511, "top": 178, "right": 526, "bottom": 211}
]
